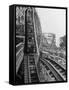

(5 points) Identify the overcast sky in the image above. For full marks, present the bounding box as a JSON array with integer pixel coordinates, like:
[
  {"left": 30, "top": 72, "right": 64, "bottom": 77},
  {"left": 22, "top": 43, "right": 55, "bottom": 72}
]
[{"left": 36, "top": 8, "right": 66, "bottom": 47}]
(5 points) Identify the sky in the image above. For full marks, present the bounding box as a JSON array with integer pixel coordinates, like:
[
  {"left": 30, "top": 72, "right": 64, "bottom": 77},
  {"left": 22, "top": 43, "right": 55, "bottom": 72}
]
[{"left": 36, "top": 8, "right": 66, "bottom": 47}]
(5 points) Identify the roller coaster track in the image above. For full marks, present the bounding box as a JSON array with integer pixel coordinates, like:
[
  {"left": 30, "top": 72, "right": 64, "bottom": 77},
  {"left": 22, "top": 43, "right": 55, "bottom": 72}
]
[
  {"left": 16, "top": 43, "right": 66, "bottom": 82},
  {"left": 24, "top": 55, "right": 39, "bottom": 83},
  {"left": 41, "top": 51, "right": 66, "bottom": 70},
  {"left": 16, "top": 42, "right": 24, "bottom": 74},
  {"left": 40, "top": 57, "right": 66, "bottom": 81},
  {"left": 16, "top": 54, "right": 39, "bottom": 83}
]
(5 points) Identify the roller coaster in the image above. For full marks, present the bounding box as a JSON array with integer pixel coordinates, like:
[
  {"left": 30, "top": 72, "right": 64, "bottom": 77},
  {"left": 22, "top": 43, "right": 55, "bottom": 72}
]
[{"left": 16, "top": 7, "right": 66, "bottom": 84}]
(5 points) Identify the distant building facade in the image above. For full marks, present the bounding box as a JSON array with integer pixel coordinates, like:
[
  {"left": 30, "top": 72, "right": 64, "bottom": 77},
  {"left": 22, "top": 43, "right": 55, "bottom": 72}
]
[{"left": 41, "top": 33, "right": 57, "bottom": 50}]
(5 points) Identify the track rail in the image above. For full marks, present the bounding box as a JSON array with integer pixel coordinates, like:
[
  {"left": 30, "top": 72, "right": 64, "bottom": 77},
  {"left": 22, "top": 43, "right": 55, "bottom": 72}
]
[
  {"left": 40, "top": 57, "right": 66, "bottom": 81},
  {"left": 41, "top": 51, "right": 66, "bottom": 70},
  {"left": 45, "top": 58, "right": 66, "bottom": 80}
]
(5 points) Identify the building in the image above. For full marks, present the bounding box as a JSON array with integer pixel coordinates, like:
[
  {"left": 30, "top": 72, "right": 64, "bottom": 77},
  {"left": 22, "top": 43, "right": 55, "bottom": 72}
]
[{"left": 41, "top": 33, "right": 57, "bottom": 50}]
